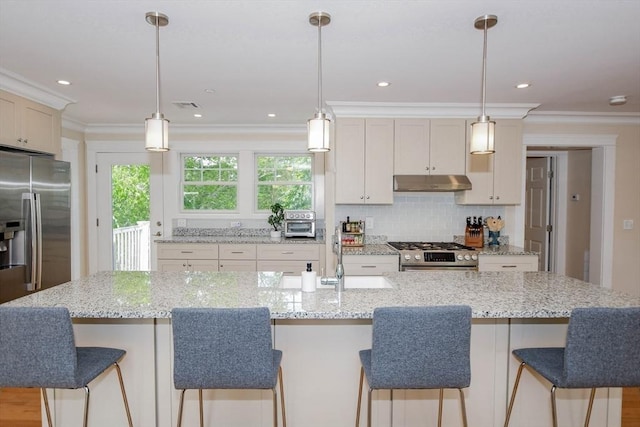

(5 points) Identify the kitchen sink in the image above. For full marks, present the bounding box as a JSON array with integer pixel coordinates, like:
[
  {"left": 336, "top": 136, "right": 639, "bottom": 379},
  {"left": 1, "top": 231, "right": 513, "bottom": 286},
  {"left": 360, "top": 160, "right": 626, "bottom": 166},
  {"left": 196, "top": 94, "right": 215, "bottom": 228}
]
[{"left": 279, "top": 275, "right": 393, "bottom": 289}]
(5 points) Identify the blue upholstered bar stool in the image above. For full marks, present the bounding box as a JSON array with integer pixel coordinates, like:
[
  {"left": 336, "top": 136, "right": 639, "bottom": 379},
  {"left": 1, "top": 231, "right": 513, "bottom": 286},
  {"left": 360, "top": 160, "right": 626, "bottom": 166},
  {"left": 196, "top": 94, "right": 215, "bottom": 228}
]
[
  {"left": 504, "top": 307, "right": 640, "bottom": 427},
  {"left": 0, "top": 307, "right": 133, "bottom": 427},
  {"left": 356, "top": 305, "right": 472, "bottom": 427},
  {"left": 171, "top": 307, "right": 286, "bottom": 427}
]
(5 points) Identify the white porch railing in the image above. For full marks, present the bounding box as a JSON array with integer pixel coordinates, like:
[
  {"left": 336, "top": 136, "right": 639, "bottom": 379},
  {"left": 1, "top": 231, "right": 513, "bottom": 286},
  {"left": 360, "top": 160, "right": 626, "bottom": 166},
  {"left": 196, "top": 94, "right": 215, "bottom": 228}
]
[{"left": 112, "top": 221, "right": 150, "bottom": 271}]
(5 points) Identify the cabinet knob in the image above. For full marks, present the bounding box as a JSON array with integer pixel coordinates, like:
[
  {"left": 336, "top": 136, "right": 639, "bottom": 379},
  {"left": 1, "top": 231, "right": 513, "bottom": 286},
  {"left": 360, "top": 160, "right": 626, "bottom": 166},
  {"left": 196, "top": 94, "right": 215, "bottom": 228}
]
[
  {"left": 366, "top": 195, "right": 370, "bottom": 200},
  {"left": 489, "top": 196, "right": 494, "bottom": 200},
  {"left": 182, "top": 263, "right": 187, "bottom": 267},
  {"left": 496, "top": 196, "right": 500, "bottom": 200},
  {"left": 360, "top": 195, "right": 364, "bottom": 199},
  {"left": 432, "top": 166, "right": 436, "bottom": 170},
  {"left": 156, "top": 221, "right": 162, "bottom": 226}
]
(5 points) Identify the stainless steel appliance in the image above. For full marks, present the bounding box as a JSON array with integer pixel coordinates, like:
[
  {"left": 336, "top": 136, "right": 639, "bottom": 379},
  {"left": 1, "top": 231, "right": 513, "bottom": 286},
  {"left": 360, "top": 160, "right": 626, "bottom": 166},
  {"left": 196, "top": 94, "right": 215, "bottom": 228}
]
[
  {"left": 283, "top": 210, "right": 316, "bottom": 238},
  {"left": 387, "top": 241, "right": 478, "bottom": 271},
  {"left": 0, "top": 150, "right": 71, "bottom": 303}
]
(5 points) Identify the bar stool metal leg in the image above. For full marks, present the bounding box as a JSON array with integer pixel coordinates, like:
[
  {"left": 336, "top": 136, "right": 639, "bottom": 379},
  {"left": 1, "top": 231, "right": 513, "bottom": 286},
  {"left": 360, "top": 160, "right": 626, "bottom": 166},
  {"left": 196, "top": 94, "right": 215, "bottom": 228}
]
[
  {"left": 83, "top": 386, "right": 90, "bottom": 427},
  {"left": 458, "top": 388, "right": 468, "bottom": 427},
  {"left": 41, "top": 388, "right": 53, "bottom": 427},
  {"left": 198, "top": 389, "right": 204, "bottom": 427},
  {"left": 437, "top": 388, "right": 444, "bottom": 427},
  {"left": 356, "top": 367, "right": 364, "bottom": 427},
  {"left": 550, "top": 385, "right": 558, "bottom": 427},
  {"left": 279, "top": 366, "right": 287, "bottom": 427},
  {"left": 504, "top": 361, "right": 526, "bottom": 427},
  {"left": 177, "top": 389, "right": 186, "bottom": 427},
  {"left": 114, "top": 362, "right": 134, "bottom": 427},
  {"left": 584, "top": 388, "right": 596, "bottom": 427},
  {"left": 367, "top": 388, "right": 373, "bottom": 427}
]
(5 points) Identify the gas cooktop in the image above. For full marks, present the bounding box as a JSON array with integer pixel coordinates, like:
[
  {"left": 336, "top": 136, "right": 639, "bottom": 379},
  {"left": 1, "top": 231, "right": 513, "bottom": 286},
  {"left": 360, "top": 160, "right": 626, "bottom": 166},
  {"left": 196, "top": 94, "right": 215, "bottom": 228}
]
[{"left": 387, "top": 242, "right": 476, "bottom": 251}]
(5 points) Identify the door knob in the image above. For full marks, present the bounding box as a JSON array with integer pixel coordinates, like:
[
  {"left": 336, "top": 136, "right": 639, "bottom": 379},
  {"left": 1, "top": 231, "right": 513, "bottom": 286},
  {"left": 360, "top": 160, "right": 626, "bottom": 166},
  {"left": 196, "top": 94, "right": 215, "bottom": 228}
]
[{"left": 156, "top": 221, "right": 162, "bottom": 226}]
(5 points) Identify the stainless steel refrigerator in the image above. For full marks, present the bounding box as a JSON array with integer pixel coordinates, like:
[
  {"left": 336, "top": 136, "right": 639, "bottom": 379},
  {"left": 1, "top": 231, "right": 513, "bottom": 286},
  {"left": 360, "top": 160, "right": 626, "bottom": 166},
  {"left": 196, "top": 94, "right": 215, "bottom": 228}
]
[{"left": 0, "top": 150, "right": 71, "bottom": 303}]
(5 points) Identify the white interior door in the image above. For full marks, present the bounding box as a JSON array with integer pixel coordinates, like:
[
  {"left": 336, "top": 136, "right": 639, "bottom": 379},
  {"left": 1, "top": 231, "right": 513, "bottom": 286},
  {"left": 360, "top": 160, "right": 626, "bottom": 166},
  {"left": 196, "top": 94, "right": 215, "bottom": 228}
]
[
  {"left": 525, "top": 157, "right": 551, "bottom": 271},
  {"left": 95, "top": 153, "right": 164, "bottom": 271}
]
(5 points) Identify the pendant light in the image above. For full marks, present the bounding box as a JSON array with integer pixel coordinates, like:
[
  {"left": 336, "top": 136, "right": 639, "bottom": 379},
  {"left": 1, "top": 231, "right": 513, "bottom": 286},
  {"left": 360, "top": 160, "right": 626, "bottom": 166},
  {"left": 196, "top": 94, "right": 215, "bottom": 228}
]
[
  {"left": 307, "top": 12, "right": 331, "bottom": 152},
  {"left": 470, "top": 14, "right": 498, "bottom": 155},
  {"left": 145, "top": 12, "right": 170, "bottom": 152}
]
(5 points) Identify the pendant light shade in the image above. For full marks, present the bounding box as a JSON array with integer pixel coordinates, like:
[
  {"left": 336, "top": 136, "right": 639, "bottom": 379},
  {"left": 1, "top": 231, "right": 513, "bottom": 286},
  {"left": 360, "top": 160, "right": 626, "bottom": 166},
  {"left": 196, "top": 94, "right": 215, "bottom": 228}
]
[
  {"left": 145, "top": 12, "right": 170, "bottom": 152},
  {"left": 470, "top": 14, "right": 497, "bottom": 155},
  {"left": 308, "top": 12, "right": 331, "bottom": 152}
]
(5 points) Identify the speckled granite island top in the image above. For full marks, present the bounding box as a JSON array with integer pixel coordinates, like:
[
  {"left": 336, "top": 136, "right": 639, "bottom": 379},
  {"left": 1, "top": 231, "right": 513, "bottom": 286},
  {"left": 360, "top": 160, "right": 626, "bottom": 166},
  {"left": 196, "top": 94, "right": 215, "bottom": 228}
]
[{"left": 4, "top": 271, "right": 638, "bottom": 320}]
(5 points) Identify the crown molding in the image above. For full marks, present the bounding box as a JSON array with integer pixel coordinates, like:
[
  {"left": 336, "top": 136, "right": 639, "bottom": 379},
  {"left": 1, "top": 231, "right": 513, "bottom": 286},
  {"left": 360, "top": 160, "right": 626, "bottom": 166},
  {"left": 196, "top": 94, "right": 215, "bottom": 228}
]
[
  {"left": 0, "top": 67, "right": 76, "bottom": 110},
  {"left": 525, "top": 111, "right": 640, "bottom": 125},
  {"left": 326, "top": 101, "right": 539, "bottom": 119}
]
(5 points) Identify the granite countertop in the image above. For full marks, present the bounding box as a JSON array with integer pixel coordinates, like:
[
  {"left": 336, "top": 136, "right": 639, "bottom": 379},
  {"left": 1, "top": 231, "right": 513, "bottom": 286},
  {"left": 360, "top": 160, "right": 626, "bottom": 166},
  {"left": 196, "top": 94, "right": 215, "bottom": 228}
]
[
  {"left": 156, "top": 236, "right": 325, "bottom": 244},
  {"left": 341, "top": 244, "right": 398, "bottom": 256},
  {"left": 4, "top": 271, "right": 637, "bottom": 320}
]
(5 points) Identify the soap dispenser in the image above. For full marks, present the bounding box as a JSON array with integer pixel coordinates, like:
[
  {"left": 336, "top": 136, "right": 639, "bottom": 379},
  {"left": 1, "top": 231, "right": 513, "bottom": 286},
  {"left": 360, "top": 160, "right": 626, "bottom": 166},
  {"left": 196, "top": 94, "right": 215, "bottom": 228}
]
[{"left": 301, "top": 262, "right": 316, "bottom": 292}]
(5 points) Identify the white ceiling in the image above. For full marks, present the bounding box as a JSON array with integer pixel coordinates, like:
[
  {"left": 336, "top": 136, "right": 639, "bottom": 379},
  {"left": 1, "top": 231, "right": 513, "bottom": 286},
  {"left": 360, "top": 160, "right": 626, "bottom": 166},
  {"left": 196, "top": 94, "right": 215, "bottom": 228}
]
[{"left": 1, "top": 0, "right": 639, "bottom": 129}]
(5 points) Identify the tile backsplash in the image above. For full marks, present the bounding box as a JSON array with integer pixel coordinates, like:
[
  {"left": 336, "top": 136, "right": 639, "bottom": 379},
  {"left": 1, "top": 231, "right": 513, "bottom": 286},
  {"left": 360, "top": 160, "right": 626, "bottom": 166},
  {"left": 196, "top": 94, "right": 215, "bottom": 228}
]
[{"left": 335, "top": 193, "right": 505, "bottom": 241}]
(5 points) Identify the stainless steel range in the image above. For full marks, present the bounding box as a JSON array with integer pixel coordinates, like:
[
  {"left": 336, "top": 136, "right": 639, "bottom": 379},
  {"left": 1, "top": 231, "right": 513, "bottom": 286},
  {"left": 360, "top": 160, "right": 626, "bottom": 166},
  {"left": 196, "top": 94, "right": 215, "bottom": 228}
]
[{"left": 387, "top": 242, "right": 479, "bottom": 271}]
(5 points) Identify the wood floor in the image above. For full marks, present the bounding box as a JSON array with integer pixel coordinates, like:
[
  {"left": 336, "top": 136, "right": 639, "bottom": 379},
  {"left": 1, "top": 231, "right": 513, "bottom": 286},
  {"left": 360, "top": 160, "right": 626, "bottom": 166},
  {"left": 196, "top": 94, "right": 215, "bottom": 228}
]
[{"left": 1, "top": 387, "right": 639, "bottom": 426}]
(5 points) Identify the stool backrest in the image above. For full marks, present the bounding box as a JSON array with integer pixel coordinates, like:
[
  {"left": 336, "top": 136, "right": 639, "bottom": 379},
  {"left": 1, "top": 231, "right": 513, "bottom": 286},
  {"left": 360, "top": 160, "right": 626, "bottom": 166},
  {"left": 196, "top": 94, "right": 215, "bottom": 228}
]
[
  {"left": 0, "top": 306, "right": 78, "bottom": 388},
  {"left": 370, "top": 305, "right": 472, "bottom": 389},
  {"left": 564, "top": 307, "right": 640, "bottom": 388},
  {"left": 171, "top": 307, "right": 275, "bottom": 389}
]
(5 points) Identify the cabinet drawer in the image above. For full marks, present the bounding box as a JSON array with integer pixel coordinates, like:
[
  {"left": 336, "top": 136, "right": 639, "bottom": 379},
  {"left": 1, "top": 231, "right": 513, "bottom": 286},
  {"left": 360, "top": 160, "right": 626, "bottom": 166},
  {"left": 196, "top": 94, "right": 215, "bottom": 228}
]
[
  {"left": 219, "top": 244, "right": 257, "bottom": 260},
  {"left": 343, "top": 255, "right": 399, "bottom": 276},
  {"left": 478, "top": 255, "right": 538, "bottom": 272},
  {"left": 257, "top": 260, "right": 320, "bottom": 276},
  {"left": 218, "top": 260, "right": 256, "bottom": 272},
  {"left": 157, "top": 259, "right": 219, "bottom": 272},
  {"left": 157, "top": 243, "right": 218, "bottom": 260},
  {"left": 257, "top": 244, "right": 320, "bottom": 261}
]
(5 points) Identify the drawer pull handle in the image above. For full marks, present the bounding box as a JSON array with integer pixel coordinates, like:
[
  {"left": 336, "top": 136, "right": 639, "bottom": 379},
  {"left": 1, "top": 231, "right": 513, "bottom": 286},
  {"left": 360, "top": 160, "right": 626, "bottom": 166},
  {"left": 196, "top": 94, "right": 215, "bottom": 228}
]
[
  {"left": 281, "top": 251, "right": 294, "bottom": 254},
  {"left": 362, "top": 265, "right": 376, "bottom": 268},
  {"left": 501, "top": 265, "right": 518, "bottom": 268},
  {"left": 180, "top": 251, "right": 193, "bottom": 254},
  {"left": 231, "top": 251, "right": 244, "bottom": 254}
]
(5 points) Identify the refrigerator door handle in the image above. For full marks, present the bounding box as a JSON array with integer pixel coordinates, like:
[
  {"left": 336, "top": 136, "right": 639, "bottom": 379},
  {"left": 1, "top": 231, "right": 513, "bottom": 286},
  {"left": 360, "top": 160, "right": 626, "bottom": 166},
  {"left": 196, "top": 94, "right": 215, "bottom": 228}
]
[
  {"left": 34, "top": 193, "right": 43, "bottom": 290},
  {"left": 22, "top": 193, "right": 38, "bottom": 291}
]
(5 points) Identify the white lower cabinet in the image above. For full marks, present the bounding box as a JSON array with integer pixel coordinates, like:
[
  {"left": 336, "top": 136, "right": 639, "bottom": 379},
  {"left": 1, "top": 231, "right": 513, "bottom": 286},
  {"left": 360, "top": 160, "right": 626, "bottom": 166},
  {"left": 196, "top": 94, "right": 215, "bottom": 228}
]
[
  {"left": 342, "top": 255, "right": 399, "bottom": 275},
  {"left": 218, "top": 244, "right": 257, "bottom": 271},
  {"left": 156, "top": 243, "right": 219, "bottom": 272},
  {"left": 478, "top": 255, "right": 539, "bottom": 272},
  {"left": 257, "top": 244, "right": 322, "bottom": 275}
]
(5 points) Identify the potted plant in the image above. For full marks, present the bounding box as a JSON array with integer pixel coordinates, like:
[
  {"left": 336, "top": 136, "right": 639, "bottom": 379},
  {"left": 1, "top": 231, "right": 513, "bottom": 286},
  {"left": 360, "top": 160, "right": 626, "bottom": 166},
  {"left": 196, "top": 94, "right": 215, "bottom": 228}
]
[{"left": 268, "top": 202, "right": 285, "bottom": 239}]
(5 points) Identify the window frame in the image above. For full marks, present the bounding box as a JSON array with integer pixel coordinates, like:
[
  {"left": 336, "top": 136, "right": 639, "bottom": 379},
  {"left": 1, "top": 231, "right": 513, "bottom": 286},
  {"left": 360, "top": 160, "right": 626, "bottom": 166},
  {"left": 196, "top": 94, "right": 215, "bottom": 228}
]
[
  {"left": 254, "top": 153, "right": 315, "bottom": 213},
  {"left": 180, "top": 153, "right": 240, "bottom": 213}
]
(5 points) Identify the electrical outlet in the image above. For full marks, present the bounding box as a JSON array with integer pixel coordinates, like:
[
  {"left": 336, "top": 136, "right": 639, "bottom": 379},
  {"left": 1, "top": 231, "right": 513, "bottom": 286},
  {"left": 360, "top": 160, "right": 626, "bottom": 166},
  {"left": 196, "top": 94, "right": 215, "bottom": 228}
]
[
  {"left": 623, "top": 219, "right": 634, "bottom": 230},
  {"left": 571, "top": 194, "right": 580, "bottom": 201},
  {"left": 366, "top": 216, "right": 374, "bottom": 229},
  {"left": 230, "top": 221, "right": 242, "bottom": 228},
  {"left": 177, "top": 219, "right": 187, "bottom": 227}
]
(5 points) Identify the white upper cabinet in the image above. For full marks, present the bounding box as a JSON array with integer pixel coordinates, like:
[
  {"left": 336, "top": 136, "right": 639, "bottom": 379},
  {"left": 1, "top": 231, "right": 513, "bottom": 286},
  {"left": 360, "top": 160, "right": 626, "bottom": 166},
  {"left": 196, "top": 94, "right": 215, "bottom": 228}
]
[
  {"left": 394, "top": 118, "right": 466, "bottom": 175},
  {"left": 0, "top": 90, "right": 61, "bottom": 155},
  {"left": 335, "top": 118, "right": 394, "bottom": 204},
  {"left": 455, "top": 119, "right": 523, "bottom": 205}
]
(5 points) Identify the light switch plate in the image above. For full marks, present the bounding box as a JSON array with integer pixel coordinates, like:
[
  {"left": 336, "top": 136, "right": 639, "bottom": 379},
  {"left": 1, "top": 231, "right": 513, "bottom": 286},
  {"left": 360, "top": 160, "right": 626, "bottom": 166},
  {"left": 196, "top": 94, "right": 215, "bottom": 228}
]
[
  {"left": 177, "top": 219, "right": 187, "bottom": 227},
  {"left": 623, "top": 219, "right": 634, "bottom": 230},
  {"left": 365, "top": 216, "right": 374, "bottom": 229}
]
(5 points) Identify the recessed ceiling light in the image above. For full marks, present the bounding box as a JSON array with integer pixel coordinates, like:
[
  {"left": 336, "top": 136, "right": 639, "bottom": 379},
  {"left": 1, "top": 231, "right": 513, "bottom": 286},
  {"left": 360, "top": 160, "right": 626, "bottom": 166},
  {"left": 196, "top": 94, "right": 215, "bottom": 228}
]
[
  {"left": 267, "top": 113, "right": 276, "bottom": 118},
  {"left": 377, "top": 81, "right": 391, "bottom": 87},
  {"left": 515, "top": 82, "right": 530, "bottom": 89},
  {"left": 193, "top": 113, "right": 202, "bottom": 118},
  {"left": 204, "top": 88, "right": 215, "bottom": 94},
  {"left": 609, "top": 95, "right": 627, "bottom": 106},
  {"left": 57, "top": 80, "right": 71, "bottom": 85}
]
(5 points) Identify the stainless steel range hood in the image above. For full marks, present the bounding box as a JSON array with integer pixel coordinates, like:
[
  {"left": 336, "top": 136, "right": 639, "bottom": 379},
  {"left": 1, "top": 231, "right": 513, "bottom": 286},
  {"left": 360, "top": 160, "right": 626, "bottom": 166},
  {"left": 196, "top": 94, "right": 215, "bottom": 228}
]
[{"left": 393, "top": 175, "right": 472, "bottom": 192}]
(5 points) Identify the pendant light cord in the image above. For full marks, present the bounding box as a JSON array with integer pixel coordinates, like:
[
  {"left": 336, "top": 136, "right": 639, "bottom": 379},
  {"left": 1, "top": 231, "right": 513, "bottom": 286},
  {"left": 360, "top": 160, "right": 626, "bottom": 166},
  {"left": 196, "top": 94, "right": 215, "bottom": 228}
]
[
  {"left": 155, "top": 20, "right": 161, "bottom": 115},
  {"left": 480, "top": 19, "right": 488, "bottom": 118},
  {"left": 317, "top": 22, "right": 323, "bottom": 114}
]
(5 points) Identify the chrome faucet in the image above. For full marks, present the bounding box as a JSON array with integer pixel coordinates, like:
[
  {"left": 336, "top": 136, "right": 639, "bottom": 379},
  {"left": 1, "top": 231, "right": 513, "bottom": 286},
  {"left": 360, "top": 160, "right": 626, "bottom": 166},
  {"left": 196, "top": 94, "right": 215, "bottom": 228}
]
[
  {"left": 334, "top": 227, "right": 345, "bottom": 292},
  {"left": 321, "top": 226, "right": 345, "bottom": 292}
]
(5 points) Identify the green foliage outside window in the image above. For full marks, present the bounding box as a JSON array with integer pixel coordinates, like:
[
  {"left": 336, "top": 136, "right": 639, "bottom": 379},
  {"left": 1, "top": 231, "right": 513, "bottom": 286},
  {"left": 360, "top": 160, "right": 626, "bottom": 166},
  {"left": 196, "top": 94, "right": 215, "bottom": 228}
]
[
  {"left": 111, "top": 165, "right": 150, "bottom": 228},
  {"left": 182, "top": 155, "right": 238, "bottom": 211},
  {"left": 256, "top": 155, "right": 313, "bottom": 211}
]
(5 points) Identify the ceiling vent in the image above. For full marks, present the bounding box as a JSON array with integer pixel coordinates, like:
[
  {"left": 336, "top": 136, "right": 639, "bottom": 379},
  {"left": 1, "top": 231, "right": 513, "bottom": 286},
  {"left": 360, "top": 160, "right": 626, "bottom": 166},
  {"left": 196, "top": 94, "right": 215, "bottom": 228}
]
[{"left": 172, "top": 101, "right": 200, "bottom": 110}]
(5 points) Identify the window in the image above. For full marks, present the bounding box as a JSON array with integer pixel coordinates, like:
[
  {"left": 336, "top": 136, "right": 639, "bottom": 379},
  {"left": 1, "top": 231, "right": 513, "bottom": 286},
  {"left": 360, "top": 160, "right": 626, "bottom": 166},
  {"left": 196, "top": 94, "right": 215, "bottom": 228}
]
[
  {"left": 182, "top": 155, "right": 238, "bottom": 211},
  {"left": 256, "top": 155, "right": 313, "bottom": 211}
]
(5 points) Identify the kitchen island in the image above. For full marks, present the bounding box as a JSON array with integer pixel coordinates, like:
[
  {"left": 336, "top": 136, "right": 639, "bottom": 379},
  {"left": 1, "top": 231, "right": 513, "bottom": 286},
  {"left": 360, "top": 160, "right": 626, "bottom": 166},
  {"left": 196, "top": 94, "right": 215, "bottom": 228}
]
[{"left": 3, "top": 271, "right": 638, "bottom": 427}]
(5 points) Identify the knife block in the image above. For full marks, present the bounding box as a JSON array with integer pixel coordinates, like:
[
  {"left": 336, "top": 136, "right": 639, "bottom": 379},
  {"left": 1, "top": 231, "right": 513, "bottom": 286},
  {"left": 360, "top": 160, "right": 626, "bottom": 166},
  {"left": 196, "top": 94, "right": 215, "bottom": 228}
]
[{"left": 465, "top": 228, "right": 484, "bottom": 248}]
